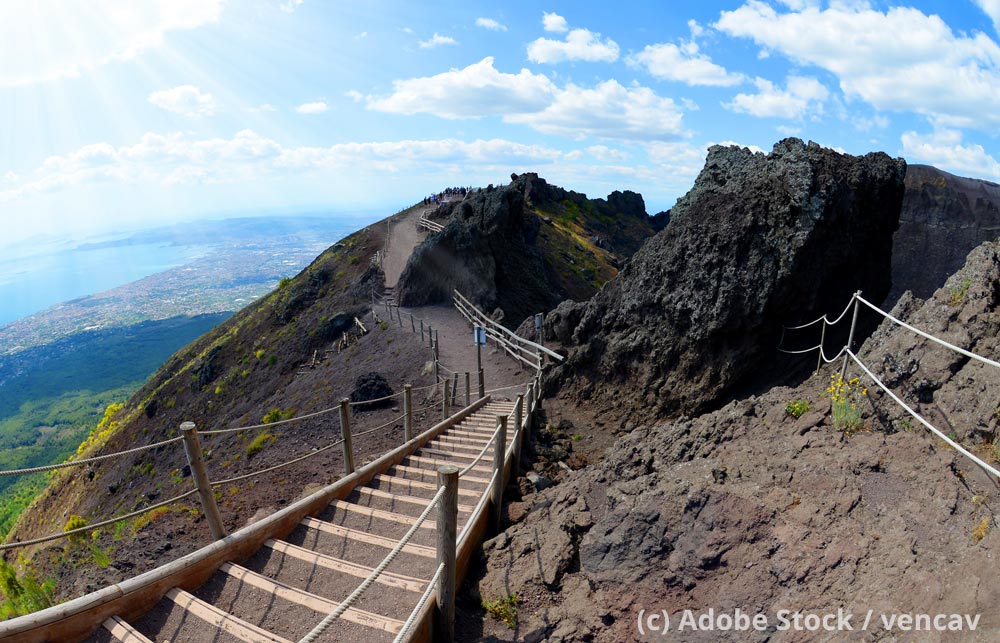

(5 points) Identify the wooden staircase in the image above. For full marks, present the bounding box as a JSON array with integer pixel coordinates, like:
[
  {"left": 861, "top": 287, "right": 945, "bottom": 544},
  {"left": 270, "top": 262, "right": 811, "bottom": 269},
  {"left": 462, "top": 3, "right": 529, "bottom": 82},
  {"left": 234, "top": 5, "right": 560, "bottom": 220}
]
[{"left": 81, "top": 400, "right": 516, "bottom": 643}]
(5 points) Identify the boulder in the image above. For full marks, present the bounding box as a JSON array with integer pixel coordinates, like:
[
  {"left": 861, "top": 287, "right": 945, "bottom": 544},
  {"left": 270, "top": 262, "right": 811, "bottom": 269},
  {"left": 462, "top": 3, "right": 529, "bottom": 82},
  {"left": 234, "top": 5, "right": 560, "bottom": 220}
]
[
  {"left": 546, "top": 139, "right": 907, "bottom": 421},
  {"left": 349, "top": 372, "right": 394, "bottom": 410}
]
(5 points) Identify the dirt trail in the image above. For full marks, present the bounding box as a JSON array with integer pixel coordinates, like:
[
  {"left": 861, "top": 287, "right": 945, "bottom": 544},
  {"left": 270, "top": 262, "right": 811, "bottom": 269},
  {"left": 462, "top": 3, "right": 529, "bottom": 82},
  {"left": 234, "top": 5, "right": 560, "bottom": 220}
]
[{"left": 382, "top": 206, "right": 431, "bottom": 288}]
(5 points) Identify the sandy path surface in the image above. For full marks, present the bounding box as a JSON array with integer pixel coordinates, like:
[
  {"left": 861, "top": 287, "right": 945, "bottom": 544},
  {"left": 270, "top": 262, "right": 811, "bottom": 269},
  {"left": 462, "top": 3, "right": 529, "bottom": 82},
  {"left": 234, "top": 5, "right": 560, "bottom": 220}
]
[{"left": 382, "top": 206, "right": 431, "bottom": 288}]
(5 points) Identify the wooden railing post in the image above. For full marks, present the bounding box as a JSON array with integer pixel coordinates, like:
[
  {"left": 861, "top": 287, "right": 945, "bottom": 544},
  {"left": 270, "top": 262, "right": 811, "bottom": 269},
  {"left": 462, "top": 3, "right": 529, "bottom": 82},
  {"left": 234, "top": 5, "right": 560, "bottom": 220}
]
[
  {"left": 451, "top": 372, "right": 458, "bottom": 407},
  {"left": 397, "top": 306, "right": 403, "bottom": 328},
  {"left": 442, "top": 378, "right": 450, "bottom": 420},
  {"left": 526, "top": 382, "right": 535, "bottom": 433},
  {"left": 420, "top": 319, "right": 425, "bottom": 343},
  {"left": 410, "top": 313, "right": 416, "bottom": 334},
  {"left": 403, "top": 384, "right": 413, "bottom": 443},
  {"left": 339, "top": 398, "right": 355, "bottom": 475},
  {"left": 180, "top": 422, "right": 226, "bottom": 540},
  {"left": 464, "top": 371, "right": 471, "bottom": 407},
  {"left": 436, "top": 465, "right": 459, "bottom": 643},
  {"left": 432, "top": 336, "right": 440, "bottom": 388},
  {"left": 491, "top": 415, "right": 507, "bottom": 533},
  {"left": 513, "top": 395, "right": 524, "bottom": 478}
]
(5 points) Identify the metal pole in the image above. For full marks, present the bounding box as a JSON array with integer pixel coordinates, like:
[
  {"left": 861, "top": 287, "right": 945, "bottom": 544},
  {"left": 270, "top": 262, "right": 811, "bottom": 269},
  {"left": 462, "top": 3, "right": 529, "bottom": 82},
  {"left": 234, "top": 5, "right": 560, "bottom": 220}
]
[
  {"left": 491, "top": 415, "right": 507, "bottom": 533},
  {"left": 403, "top": 384, "right": 412, "bottom": 443},
  {"left": 840, "top": 291, "right": 861, "bottom": 380},
  {"left": 816, "top": 321, "right": 827, "bottom": 374},
  {"left": 339, "top": 398, "right": 354, "bottom": 475},
  {"left": 180, "top": 422, "right": 226, "bottom": 540},
  {"left": 436, "top": 465, "right": 459, "bottom": 643},
  {"left": 465, "top": 372, "right": 471, "bottom": 407},
  {"left": 478, "top": 369, "right": 486, "bottom": 400}
]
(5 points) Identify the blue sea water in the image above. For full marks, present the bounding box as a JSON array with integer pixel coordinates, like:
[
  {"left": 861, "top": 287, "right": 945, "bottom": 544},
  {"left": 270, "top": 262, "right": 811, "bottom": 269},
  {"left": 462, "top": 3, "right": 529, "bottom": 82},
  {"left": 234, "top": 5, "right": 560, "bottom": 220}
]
[{"left": 0, "top": 241, "right": 211, "bottom": 326}]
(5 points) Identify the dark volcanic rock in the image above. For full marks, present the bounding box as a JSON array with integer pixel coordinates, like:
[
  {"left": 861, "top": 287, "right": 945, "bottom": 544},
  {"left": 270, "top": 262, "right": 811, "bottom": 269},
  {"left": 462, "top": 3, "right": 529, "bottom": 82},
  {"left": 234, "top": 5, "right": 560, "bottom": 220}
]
[
  {"left": 395, "top": 173, "right": 655, "bottom": 327},
  {"left": 547, "top": 139, "right": 907, "bottom": 421},
  {"left": 473, "top": 374, "right": 1000, "bottom": 642},
  {"left": 349, "top": 372, "right": 394, "bottom": 410},
  {"left": 889, "top": 164, "right": 1000, "bottom": 304},
  {"left": 862, "top": 238, "right": 1000, "bottom": 444}
]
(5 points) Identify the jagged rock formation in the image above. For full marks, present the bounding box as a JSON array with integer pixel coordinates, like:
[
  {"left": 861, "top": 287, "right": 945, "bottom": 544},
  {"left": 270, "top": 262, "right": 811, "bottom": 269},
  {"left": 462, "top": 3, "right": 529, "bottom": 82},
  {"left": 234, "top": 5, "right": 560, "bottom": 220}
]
[
  {"left": 546, "top": 139, "right": 907, "bottom": 422},
  {"left": 395, "top": 173, "right": 656, "bottom": 327},
  {"left": 889, "top": 165, "right": 1000, "bottom": 304},
  {"left": 863, "top": 238, "right": 1000, "bottom": 445},
  {"left": 469, "top": 239, "right": 1000, "bottom": 643}
]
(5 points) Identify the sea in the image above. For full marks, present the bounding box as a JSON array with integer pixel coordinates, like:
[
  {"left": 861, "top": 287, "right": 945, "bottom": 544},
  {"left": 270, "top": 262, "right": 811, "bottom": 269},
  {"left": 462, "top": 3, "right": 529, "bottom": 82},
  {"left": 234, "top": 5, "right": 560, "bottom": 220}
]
[{"left": 0, "top": 240, "right": 212, "bottom": 327}]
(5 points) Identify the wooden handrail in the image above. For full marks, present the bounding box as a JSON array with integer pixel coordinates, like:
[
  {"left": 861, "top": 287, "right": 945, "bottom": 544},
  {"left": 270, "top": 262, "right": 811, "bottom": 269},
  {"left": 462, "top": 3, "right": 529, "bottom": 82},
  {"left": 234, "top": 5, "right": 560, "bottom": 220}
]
[{"left": 452, "top": 290, "right": 561, "bottom": 361}]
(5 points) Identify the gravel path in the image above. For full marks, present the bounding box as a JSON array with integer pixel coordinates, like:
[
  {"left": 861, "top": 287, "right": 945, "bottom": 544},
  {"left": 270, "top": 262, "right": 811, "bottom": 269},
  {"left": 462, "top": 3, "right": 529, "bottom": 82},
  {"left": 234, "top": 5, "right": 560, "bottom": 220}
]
[{"left": 382, "top": 206, "right": 431, "bottom": 288}]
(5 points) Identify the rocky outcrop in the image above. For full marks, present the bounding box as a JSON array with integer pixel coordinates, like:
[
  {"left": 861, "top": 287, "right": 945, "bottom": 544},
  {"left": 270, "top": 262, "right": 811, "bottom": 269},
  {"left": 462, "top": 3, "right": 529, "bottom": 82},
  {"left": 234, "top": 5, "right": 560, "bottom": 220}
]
[
  {"left": 862, "top": 238, "right": 1000, "bottom": 445},
  {"left": 546, "top": 139, "right": 907, "bottom": 422},
  {"left": 889, "top": 165, "right": 1000, "bottom": 304},
  {"left": 471, "top": 374, "right": 1000, "bottom": 642},
  {"left": 395, "top": 173, "right": 656, "bottom": 327}
]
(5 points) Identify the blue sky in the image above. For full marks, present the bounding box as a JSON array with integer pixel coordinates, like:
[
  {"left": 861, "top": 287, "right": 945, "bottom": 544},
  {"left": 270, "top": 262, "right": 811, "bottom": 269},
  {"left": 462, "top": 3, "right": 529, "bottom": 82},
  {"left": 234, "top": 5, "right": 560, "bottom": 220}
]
[{"left": 1, "top": 0, "right": 999, "bottom": 247}]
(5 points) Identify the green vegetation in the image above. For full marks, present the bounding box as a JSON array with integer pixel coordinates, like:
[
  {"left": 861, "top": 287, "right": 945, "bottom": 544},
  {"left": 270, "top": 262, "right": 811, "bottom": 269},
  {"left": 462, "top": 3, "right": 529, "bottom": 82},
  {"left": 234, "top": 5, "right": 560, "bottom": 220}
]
[
  {"left": 262, "top": 407, "right": 295, "bottom": 424},
  {"left": 278, "top": 276, "right": 292, "bottom": 290},
  {"left": 63, "top": 515, "right": 88, "bottom": 544},
  {"left": 378, "top": 320, "right": 390, "bottom": 331},
  {"left": 949, "top": 277, "right": 972, "bottom": 307},
  {"left": 483, "top": 593, "right": 518, "bottom": 628},
  {"left": 825, "top": 375, "right": 866, "bottom": 432},
  {"left": 0, "top": 560, "right": 53, "bottom": 619},
  {"left": 785, "top": 399, "right": 810, "bottom": 418},
  {"left": 972, "top": 516, "right": 990, "bottom": 543},
  {"left": 246, "top": 431, "right": 277, "bottom": 458}
]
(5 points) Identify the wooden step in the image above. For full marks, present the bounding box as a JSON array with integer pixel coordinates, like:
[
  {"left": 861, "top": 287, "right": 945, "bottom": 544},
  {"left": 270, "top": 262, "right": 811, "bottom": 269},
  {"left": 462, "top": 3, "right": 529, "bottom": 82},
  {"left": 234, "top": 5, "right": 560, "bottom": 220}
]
[
  {"left": 103, "top": 616, "right": 153, "bottom": 643},
  {"left": 416, "top": 446, "right": 484, "bottom": 461},
  {"left": 427, "top": 438, "right": 490, "bottom": 452},
  {"left": 388, "top": 463, "right": 491, "bottom": 486},
  {"left": 265, "top": 540, "right": 427, "bottom": 593},
  {"left": 404, "top": 454, "right": 492, "bottom": 474},
  {"left": 328, "top": 499, "right": 438, "bottom": 529},
  {"left": 355, "top": 486, "right": 475, "bottom": 513},
  {"left": 300, "top": 517, "right": 436, "bottom": 558},
  {"left": 221, "top": 563, "right": 404, "bottom": 634},
  {"left": 370, "top": 473, "right": 480, "bottom": 498},
  {"left": 166, "top": 587, "right": 292, "bottom": 643}
]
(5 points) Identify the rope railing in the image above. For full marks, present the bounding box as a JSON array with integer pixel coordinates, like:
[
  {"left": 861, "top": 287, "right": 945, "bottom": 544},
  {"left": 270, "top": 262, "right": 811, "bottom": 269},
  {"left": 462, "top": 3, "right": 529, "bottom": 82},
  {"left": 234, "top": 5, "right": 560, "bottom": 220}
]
[
  {"left": 200, "top": 405, "right": 341, "bottom": 437},
  {"left": 0, "top": 435, "right": 184, "bottom": 477},
  {"left": 784, "top": 290, "right": 1000, "bottom": 482},
  {"left": 0, "top": 489, "right": 198, "bottom": 551},
  {"left": 391, "top": 562, "right": 445, "bottom": 643},
  {"left": 297, "top": 485, "right": 447, "bottom": 643}
]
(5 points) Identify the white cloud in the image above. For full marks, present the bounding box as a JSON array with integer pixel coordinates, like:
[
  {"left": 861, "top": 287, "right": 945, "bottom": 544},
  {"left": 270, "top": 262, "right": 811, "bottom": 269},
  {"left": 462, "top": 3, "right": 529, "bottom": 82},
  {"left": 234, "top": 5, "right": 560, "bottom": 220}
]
[
  {"left": 367, "top": 57, "right": 557, "bottom": 119},
  {"left": 586, "top": 145, "right": 628, "bottom": 162},
  {"left": 628, "top": 41, "right": 744, "bottom": 86},
  {"left": 355, "top": 31, "right": 368, "bottom": 40},
  {"left": 543, "top": 12, "right": 569, "bottom": 33},
  {"left": 345, "top": 90, "right": 364, "bottom": 103},
  {"left": 528, "top": 28, "right": 620, "bottom": 64},
  {"left": 475, "top": 17, "right": 506, "bottom": 32},
  {"left": 279, "top": 0, "right": 303, "bottom": 13},
  {"left": 505, "top": 79, "right": 684, "bottom": 141},
  {"left": 296, "top": 101, "right": 328, "bottom": 114},
  {"left": 0, "top": 130, "right": 570, "bottom": 203},
  {"left": 723, "top": 75, "right": 828, "bottom": 119},
  {"left": 0, "top": 0, "right": 223, "bottom": 87},
  {"left": 400, "top": 27, "right": 414, "bottom": 35},
  {"left": 974, "top": 0, "right": 1000, "bottom": 34},
  {"left": 3, "top": 171, "right": 18, "bottom": 183},
  {"left": 250, "top": 103, "right": 277, "bottom": 113},
  {"left": 148, "top": 85, "right": 217, "bottom": 117},
  {"left": 419, "top": 33, "right": 457, "bottom": 49},
  {"left": 368, "top": 58, "right": 686, "bottom": 141},
  {"left": 713, "top": 140, "right": 768, "bottom": 154},
  {"left": 901, "top": 129, "right": 1000, "bottom": 181},
  {"left": 715, "top": 1, "right": 1000, "bottom": 129}
]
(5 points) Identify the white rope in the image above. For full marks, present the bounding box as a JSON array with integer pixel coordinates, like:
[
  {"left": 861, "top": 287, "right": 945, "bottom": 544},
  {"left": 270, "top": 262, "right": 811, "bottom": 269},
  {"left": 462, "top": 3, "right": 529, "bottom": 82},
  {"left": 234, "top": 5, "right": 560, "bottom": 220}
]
[
  {"left": 777, "top": 343, "right": 824, "bottom": 355},
  {"left": 297, "top": 486, "right": 446, "bottom": 643},
  {"left": 847, "top": 350, "right": 1000, "bottom": 480},
  {"left": 459, "top": 413, "right": 513, "bottom": 477},
  {"left": 0, "top": 435, "right": 184, "bottom": 477},
  {"left": 857, "top": 295, "right": 1000, "bottom": 371},
  {"left": 391, "top": 562, "right": 444, "bottom": 643},
  {"left": 782, "top": 295, "right": 857, "bottom": 330},
  {"left": 484, "top": 382, "right": 530, "bottom": 395},
  {"left": 0, "top": 489, "right": 198, "bottom": 550}
]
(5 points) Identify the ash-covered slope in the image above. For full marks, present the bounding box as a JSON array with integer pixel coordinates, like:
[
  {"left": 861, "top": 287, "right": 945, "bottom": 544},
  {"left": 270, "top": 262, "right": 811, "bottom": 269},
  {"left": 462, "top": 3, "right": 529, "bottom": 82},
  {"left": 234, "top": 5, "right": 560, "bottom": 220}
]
[
  {"left": 889, "top": 164, "right": 1000, "bottom": 304},
  {"left": 470, "top": 240, "right": 1000, "bottom": 643},
  {"left": 395, "top": 173, "right": 656, "bottom": 327},
  {"left": 546, "top": 139, "right": 907, "bottom": 422}
]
